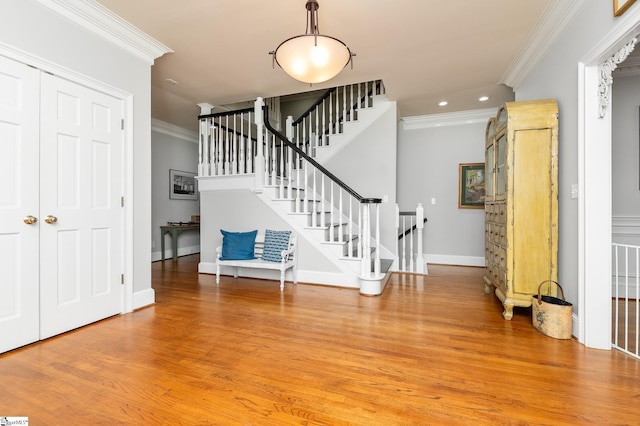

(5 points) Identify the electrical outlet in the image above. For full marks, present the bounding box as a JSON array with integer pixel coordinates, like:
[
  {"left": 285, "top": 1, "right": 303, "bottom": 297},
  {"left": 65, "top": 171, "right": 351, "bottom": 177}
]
[{"left": 431, "top": 198, "right": 436, "bottom": 205}]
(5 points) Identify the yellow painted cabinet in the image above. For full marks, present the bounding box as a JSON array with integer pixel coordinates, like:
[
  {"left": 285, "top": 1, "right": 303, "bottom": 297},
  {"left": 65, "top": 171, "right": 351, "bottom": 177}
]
[{"left": 483, "top": 99, "right": 558, "bottom": 320}]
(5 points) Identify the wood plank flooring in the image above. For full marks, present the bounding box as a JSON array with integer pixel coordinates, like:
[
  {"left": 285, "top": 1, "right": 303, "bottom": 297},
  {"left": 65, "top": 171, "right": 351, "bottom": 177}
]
[{"left": 1, "top": 255, "right": 639, "bottom": 425}]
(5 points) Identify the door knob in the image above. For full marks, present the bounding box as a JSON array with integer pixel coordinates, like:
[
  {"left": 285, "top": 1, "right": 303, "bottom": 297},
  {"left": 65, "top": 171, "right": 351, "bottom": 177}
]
[
  {"left": 23, "top": 215, "right": 38, "bottom": 225},
  {"left": 44, "top": 215, "right": 58, "bottom": 224}
]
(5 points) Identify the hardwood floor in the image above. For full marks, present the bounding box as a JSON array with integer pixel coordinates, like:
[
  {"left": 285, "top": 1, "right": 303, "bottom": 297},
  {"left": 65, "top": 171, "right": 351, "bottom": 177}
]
[{"left": 1, "top": 255, "right": 639, "bottom": 425}]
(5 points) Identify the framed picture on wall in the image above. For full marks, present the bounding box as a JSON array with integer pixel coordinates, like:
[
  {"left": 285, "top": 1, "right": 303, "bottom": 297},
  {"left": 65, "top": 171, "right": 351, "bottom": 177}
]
[
  {"left": 169, "top": 169, "right": 198, "bottom": 200},
  {"left": 614, "top": 0, "right": 636, "bottom": 16},
  {"left": 458, "top": 163, "right": 485, "bottom": 209}
]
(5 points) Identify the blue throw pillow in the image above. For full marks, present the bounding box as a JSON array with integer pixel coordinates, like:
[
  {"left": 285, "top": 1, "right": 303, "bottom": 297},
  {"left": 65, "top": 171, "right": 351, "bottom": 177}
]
[
  {"left": 219, "top": 229, "right": 257, "bottom": 260},
  {"left": 262, "top": 229, "right": 292, "bottom": 262}
]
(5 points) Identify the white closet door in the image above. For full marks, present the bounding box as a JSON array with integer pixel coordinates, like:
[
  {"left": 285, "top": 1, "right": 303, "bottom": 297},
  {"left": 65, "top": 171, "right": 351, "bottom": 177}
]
[
  {"left": 0, "top": 56, "right": 40, "bottom": 353},
  {"left": 39, "top": 73, "right": 124, "bottom": 339}
]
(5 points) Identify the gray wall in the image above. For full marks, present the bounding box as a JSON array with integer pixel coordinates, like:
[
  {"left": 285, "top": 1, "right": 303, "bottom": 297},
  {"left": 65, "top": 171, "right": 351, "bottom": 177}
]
[
  {"left": 2, "top": 0, "right": 155, "bottom": 305},
  {"left": 612, "top": 74, "right": 640, "bottom": 222},
  {"left": 514, "top": 0, "right": 625, "bottom": 309},
  {"left": 151, "top": 124, "right": 201, "bottom": 261},
  {"left": 612, "top": 73, "right": 640, "bottom": 248},
  {"left": 397, "top": 111, "right": 494, "bottom": 266}
]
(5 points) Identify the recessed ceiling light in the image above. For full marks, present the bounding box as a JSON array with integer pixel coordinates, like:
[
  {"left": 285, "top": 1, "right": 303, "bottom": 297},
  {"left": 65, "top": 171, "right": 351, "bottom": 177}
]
[
  {"left": 479, "top": 96, "right": 489, "bottom": 102},
  {"left": 438, "top": 101, "right": 448, "bottom": 107},
  {"left": 165, "top": 78, "right": 178, "bottom": 85}
]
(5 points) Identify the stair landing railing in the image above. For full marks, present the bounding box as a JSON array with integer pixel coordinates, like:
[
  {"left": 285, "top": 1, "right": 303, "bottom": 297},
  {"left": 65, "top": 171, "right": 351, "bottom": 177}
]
[
  {"left": 397, "top": 204, "right": 427, "bottom": 274},
  {"left": 291, "top": 80, "right": 384, "bottom": 156},
  {"left": 198, "top": 107, "right": 256, "bottom": 177}
]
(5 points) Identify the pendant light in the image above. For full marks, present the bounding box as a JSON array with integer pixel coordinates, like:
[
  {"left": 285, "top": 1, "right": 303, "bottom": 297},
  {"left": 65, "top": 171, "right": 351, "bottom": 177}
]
[{"left": 269, "top": 0, "right": 355, "bottom": 84}]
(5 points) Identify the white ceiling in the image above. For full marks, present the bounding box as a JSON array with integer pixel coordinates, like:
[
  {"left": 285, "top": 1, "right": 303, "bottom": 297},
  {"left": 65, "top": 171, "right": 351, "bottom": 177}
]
[{"left": 94, "top": 0, "right": 555, "bottom": 132}]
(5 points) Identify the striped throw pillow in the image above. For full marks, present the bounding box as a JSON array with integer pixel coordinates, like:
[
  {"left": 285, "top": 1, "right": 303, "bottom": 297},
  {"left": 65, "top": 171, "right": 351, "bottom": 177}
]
[{"left": 262, "top": 229, "right": 292, "bottom": 262}]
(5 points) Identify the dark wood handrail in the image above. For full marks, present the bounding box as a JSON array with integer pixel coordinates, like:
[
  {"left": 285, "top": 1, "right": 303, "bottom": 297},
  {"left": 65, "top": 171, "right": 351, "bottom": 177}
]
[
  {"left": 198, "top": 107, "right": 257, "bottom": 143},
  {"left": 198, "top": 106, "right": 254, "bottom": 120},
  {"left": 398, "top": 217, "right": 428, "bottom": 240},
  {"left": 262, "top": 105, "right": 381, "bottom": 204},
  {"left": 292, "top": 88, "right": 336, "bottom": 126}
]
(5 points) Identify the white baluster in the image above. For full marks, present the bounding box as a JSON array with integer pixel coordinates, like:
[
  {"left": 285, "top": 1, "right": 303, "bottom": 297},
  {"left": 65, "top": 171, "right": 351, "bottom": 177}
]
[
  {"left": 286, "top": 115, "right": 294, "bottom": 200},
  {"left": 320, "top": 99, "right": 327, "bottom": 146},
  {"left": 374, "top": 203, "right": 381, "bottom": 276},
  {"left": 329, "top": 91, "right": 334, "bottom": 135},
  {"left": 303, "top": 158, "right": 309, "bottom": 214},
  {"left": 350, "top": 84, "right": 354, "bottom": 121},
  {"left": 401, "top": 216, "right": 407, "bottom": 272},
  {"left": 270, "top": 134, "right": 276, "bottom": 186},
  {"left": 360, "top": 203, "right": 371, "bottom": 277},
  {"left": 279, "top": 136, "right": 285, "bottom": 198},
  {"left": 247, "top": 113, "right": 253, "bottom": 174},
  {"left": 330, "top": 182, "right": 335, "bottom": 241},
  {"left": 320, "top": 175, "right": 325, "bottom": 228},
  {"left": 409, "top": 216, "right": 415, "bottom": 273},
  {"left": 347, "top": 198, "right": 353, "bottom": 258},
  {"left": 343, "top": 85, "right": 347, "bottom": 123},
  {"left": 311, "top": 168, "right": 317, "bottom": 227},
  {"left": 254, "top": 98, "right": 265, "bottom": 190},
  {"left": 216, "top": 121, "right": 223, "bottom": 176},
  {"left": 416, "top": 203, "right": 426, "bottom": 274},
  {"left": 224, "top": 115, "right": 230, "bottom": 175},
  {"left": 338, "top": 189, "right": 343, "bottom": 243},
  {"left": 357, "top": 203, "right": 363, "bottom": 258},
  {"left": 395, "top": 204, "right": 400, "bottom": 269}
]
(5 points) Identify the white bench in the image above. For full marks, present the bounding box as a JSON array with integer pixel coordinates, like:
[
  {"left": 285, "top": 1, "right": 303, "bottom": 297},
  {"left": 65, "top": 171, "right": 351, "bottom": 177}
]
[{"left": 215, "top": 234, "right": 298, "bottom": 291}]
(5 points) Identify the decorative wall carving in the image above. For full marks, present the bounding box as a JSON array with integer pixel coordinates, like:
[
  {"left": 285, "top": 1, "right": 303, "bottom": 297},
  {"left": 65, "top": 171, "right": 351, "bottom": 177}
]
[{"left": 598, "top": 38, "right": 637, "bottom": 118}]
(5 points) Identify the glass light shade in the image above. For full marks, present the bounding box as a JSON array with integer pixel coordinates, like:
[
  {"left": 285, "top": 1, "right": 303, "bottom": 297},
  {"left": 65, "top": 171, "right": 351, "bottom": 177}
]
[{"left": 274, "top": 34, "right": 352, "bottom": 84}]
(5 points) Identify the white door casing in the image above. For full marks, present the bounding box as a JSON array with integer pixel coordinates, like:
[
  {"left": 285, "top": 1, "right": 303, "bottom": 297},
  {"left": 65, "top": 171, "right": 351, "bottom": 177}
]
[
  {"left": 0, "top": 55, "right": 41, "bottom": 353},
  {"left": 39, "top": 73, "right": 124, "bottom": 339}
]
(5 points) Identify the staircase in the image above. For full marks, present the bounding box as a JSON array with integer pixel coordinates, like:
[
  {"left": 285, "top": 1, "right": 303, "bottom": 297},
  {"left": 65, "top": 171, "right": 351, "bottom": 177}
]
[{"left": 196, "top": 80, "right": 416, "bottom": 294}]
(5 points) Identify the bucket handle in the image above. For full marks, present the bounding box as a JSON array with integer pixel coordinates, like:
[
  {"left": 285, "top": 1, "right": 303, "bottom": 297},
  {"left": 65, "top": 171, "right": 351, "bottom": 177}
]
[{"left": 535, "top": 280, "right": 566, "bottom": 305}]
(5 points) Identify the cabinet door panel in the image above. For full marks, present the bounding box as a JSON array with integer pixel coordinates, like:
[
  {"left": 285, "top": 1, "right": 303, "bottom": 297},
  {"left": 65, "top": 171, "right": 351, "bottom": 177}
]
[{"left": 512, "top": 128, "right": 553, "bottom": 295}]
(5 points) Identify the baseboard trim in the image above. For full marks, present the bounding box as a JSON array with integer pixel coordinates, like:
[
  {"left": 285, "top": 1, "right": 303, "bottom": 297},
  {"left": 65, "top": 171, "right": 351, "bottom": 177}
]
[
  {"left": 132, "top": 288, "right": 155, "bottom": 310},
  {"left": 152, "top": 245, "right": 200, "bottom": 262},
  {"left": 425, "top": 254, "right": 486, "bottom": 267}
]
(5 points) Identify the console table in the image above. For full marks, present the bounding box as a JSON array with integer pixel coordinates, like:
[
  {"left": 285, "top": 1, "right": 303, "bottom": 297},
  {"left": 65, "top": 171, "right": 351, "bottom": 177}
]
[{"left": 160, "top": 223, "right": 200, "bottom": 261}]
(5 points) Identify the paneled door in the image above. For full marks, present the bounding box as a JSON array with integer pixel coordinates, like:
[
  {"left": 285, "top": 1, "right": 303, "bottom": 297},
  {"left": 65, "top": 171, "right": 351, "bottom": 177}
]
[
  {"left": 0, "top": 55, "right": 41, "bottom": 353},
  {"left": 0, "top": 55, "right": 125, "bottom": 353},
  {"left": 39, "top": 73, "right": 124, "bottom": 339}
]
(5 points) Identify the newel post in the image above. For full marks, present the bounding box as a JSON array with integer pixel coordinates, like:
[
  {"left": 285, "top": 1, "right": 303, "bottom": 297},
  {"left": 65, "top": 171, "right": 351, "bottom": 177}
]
[
  {"left": 254, "top": 97, "right": 265, "bottom": 191},
  {"left": 197, "top": 103, "right": 214, "bottom": 177}
]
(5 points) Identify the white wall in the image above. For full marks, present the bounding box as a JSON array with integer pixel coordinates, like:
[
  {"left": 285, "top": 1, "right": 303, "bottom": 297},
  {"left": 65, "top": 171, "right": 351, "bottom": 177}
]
[
  {"left": 397, "top": 110, "right": 495, "bottom": 266},
  {"left": 324, "top": 103, "right": 398, "bottom": 252},
  {"left": 0, "top": 0, "right": 158, "bottom": 307},
  {"left": 151, "top": 121, "right": 201, "bottom": 261}
]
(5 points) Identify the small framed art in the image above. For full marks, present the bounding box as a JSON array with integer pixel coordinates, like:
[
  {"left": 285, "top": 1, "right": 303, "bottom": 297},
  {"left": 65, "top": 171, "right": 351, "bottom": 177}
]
[
  {"left": 458, "top": 163, "right": 485, "bottom": 209},
  {"left": 169, "top": 169, "right": 198, "bottom": 200}
]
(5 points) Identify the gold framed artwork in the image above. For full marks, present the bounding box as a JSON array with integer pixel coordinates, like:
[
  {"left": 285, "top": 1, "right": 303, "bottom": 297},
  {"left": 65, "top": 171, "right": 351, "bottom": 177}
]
[
  {"left": 614, "top": 0, "right": 636, "bottom": 16},
  {"left": 458, "top": 163, "right": 485, "bottom": 209}
]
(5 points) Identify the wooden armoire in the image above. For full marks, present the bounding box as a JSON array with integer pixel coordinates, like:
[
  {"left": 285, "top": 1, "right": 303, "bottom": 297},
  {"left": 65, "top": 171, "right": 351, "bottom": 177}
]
[{"left": 483, "top": 99, "right": 559, "bottom": 320}]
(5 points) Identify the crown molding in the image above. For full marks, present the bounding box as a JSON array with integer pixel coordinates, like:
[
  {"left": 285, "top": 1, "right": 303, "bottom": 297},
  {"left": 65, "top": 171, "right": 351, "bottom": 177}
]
[
  {"left": 152, "top": 118, "right": 198, "bottom": 143},
  {"left": 401, "top": 108, "right": 496, "bottom": 130},
  {"left": 33, "top": 0, "right": 172, "bottom": 65},
  {"left": 501, "top": 0, "right": 586, "bottom": 89}
]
